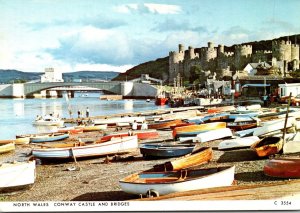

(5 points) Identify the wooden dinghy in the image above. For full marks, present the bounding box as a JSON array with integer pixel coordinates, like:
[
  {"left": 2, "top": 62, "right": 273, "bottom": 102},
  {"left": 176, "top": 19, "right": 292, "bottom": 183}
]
[
  {"left": 253, "top": 118, "right": 294, "bottom": 137},
  {"left": 101, "top": 129, "right": 159, "bottom": 142},
  {"left": 139, "top": 143, "right": 196, "bottom": 158},
  {"left": 0, "top": 160, "right": 36, "bottom": 192},
  {"left": 170, "top": 122, "right": 195, "bottom": 130},
  {"left": 32, "top": 135, "right": 138, "bottom": 159},
  {"left": 148, "top": 119, "right": 183, "bottom": 130},
  {"left": 119, "top": 166, "right": 235, "bottom": 197},
  {"left": 251, "top": 136, "right": 283, "bottom": 157},
  {"left": 93, "top": 116, "right": 145, "bottom": 126},
  {"left": 192, "top": 128, "right": 233, "bottom": 143},
  {"left": 0, "top": 141, "right": 15, "bottom": 154},
  {"left": 151, "top": 147, "right": 213, "bottom": 172},
  {"left": 226, "top": 120, "right": 257, "bottom": 131},
  {"left": 82, "top": 124, "right": 107, "bottom": 132},
  {"left": 57, "top": 126, "right": 84, "bottom": 134},
  {"left": 173, "top": 122, "right": 226, "bottom": 138},
  {"left": 264, "top": 157, "right": 300, "bottom": 178},
  {"left": 30, "top": 132, "right": 69, "bottom": 143},
  {"left": 218, "top": 136, "right": 260, "bottom": 150},
  {"left": 206, "top": 105, "right": 235, "bottom": 114}
]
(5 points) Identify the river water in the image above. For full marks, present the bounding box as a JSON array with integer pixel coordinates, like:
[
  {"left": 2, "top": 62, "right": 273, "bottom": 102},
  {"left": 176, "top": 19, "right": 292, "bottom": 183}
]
[{"left": 0, "top": 92, "right": 167, "bottom": 140}]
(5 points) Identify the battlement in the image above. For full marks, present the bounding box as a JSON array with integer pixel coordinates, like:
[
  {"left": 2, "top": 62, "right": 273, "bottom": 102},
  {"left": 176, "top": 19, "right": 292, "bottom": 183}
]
[
  {"left": 224, "top": 52, "right": 234, "bottom": 56},
  {"left": 272, "top": 40, "right": 292, "bottom": 46},
  {"left": 255, "top": 50, "right": 272, "bottom": 54},
  {"left": 235, "top": 44, "right": 252, "bottom": 50}
]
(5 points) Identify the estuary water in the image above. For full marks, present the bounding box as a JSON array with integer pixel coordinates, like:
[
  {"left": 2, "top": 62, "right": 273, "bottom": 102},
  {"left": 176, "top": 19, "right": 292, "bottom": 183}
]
[{"left": 0, "top": 92, "right": 167, "bottom": 140}]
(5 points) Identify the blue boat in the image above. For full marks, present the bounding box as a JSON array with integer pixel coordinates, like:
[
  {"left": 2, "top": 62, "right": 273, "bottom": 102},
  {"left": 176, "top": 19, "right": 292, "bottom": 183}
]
[
  {"left": 29, "top": 133, "right": 69, "bottom": 143},
  {"left": 139, "top": 143, "right": 196, "bottom": 158}
]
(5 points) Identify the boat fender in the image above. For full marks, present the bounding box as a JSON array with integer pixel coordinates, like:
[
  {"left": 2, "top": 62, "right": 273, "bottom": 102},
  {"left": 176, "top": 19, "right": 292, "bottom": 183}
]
[{"left": 146, "top": 189, "right": 159, "bottom": 198}]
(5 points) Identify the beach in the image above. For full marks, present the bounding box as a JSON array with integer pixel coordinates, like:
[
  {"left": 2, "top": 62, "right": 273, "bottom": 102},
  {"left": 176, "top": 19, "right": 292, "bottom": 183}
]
[{"left": 0, "top": 124, "right": 293, "bottom": 202}]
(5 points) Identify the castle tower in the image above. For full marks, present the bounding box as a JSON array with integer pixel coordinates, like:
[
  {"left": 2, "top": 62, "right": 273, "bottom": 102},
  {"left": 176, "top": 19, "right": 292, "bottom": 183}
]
[
  {"left": 218, "top": 44, "right": 224, "bottom": 57},
  {"left": 169, "top": 44, "right": 185, "bottom": 83},
  {"left": 272, "top": 40, "right": 292, "bottom": 62},
  {"left": 234, "top": 45, "right": 252, "bottom": 70},
  {"left": 200, "top": 42, "right": 217, "bottom": 63},
  {"left": 187, "top": 46, "right": 197, "bottom": 59},
  {"left": 291, "top": 44, "right": 299, "bottom": 70}
]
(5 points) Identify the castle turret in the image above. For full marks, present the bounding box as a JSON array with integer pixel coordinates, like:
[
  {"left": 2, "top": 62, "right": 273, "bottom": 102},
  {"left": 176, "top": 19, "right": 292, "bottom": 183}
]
[
  {"left": 169, "top": 45, "right": 185, "bottom": 83},
  {"left": 200, "top": 42, "right": 217, "bottom": 63},
  {"left": 234, "top": 44, "right": 252, "bottom": 70},
  {"left": 218, "top": 44, "right": 224, "bottom": 56},
  {"left": 272, "top": 40, "right": 292, "bottom": 62}
]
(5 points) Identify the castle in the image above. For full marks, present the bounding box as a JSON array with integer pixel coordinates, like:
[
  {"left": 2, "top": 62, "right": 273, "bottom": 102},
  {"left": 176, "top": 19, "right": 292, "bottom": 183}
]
[{"left": 168, "top": 40, "right": 300, "bottom": 84}]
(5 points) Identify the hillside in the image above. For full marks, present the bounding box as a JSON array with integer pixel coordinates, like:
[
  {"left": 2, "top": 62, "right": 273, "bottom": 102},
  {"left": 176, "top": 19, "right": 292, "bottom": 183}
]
[
  {"left": 113, "top": 34, "right": 300, "bottom": 82},
  {"left": 112, "top": 57, "right": 169, "bottom": 82},
  {"left": 0, "top": 70, "right": 120, "bottom": 83}
]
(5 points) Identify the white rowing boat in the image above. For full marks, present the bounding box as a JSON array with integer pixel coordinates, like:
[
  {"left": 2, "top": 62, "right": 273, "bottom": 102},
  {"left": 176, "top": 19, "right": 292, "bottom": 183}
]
[
  {"left": 218, "top": 136, "right": 260, "bottom": 150},
  {"left": 193, "top": 128, "right": 233, "bottom": 143}
]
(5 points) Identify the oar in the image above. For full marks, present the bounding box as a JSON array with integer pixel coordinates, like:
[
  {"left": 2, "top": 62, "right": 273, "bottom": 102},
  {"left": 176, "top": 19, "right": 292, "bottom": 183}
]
[{"left": 282, "top": 92, "right": 292, "bottom": 144}]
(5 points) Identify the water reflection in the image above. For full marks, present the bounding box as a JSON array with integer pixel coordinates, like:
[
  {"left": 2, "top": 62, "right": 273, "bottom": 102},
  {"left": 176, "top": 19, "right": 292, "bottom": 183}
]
[
  {"left": 13, "top": 101, "right": 24, "bottom": 117},
  {"left": 124, "top": 100, "right": 133, "bottom": 110}
]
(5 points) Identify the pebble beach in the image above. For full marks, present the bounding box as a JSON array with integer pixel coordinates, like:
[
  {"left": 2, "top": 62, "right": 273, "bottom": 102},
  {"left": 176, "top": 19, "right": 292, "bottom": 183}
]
[{"left": 0, "top": 119, "right": 295, "bottom": 202}]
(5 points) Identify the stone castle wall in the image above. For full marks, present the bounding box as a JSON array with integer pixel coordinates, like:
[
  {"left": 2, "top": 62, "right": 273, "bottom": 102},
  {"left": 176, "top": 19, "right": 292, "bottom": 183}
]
[{"left": 169, "top": 39, "right": 300, "bottom": 83}]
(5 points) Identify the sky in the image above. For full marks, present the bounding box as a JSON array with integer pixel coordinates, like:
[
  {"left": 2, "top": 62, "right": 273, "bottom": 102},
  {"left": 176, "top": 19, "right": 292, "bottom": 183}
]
[{"left": 0, "top": 0, "right": 300, "bottom": 73}]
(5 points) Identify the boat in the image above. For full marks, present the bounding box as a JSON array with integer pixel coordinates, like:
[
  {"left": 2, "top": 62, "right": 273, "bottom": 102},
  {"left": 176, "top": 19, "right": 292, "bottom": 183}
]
[
  {"left": 119, "top": 165, "right": 235, "bottom": 196},
  {"left": 93, "top": 116, "right": 145, "bottom": 126},
  {"left": 218, "top": 136, "right": 260, "bottom": 150},
  {"left": 148, "top": 119, "right": 183, "bottom": 130},
  {"left": 82, "top": 124, "right": 107, "bottom": 132},
  {"left": 192, "top": 128, "right": 233, "bottom": 143},
  {"left": 139, "top": 143, "right": 196, "bottom": 158},
  {"left": 251, "top": 136, "right": 283, "bottom": 157},
  {"left": 155, "top": 96, "right": 168, "bottom": 106},
  {"left": 264, "top": 157, "right": 300, "bottom": 178},
  {"left": 31, "top": 135, "right": 138, "bottom": 159},
  {"left": 32, "top": 115, "right": 64, "bottom": 126},
  {"left": 0, "top": 141, "right": 15, "bottom": 154},
  {"left": 253, "top": 118, "right": 294, "bottom": 137},
  {"left": 226, "top": 120, "right": 257, "bottom": 131},
  {"left": 283, "top": 134, "right": 300, "bottom": 154},
  {"left": 151, "top": 147, "right": 213, "bottom": 171},
  {"left": 0, "top": 160, "right": 36, "bottom": 192},
  {"left": 170, "top": 122, "right": 195, "bottom": 130},
  {"left": 29, "top": 132, "right": 69, "bottom": 143},
  {"left": 57, "top": 126, "right": 84, "bottom": 134},
  {"left": 172, "top": 122, "right": 226, "bottom": 138},
  {"left": 101, "top": 129, "right": 159, "bottom": 142},
  {"left": 207, "top": 105, "right": 235, "bottom": 114},
  {"left": 15, "top": 134, "right": 32, "bottom": 145}
]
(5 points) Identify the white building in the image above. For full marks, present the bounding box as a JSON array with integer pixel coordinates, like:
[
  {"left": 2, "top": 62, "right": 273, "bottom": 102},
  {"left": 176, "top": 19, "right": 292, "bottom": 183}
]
[
  {"left": 278, "top": 83, "right": 300, "bottom": 97},
  {"left": 243, "top": 62, "right": 271, "bottom": 76},
  {"left": 41, "top": 68, "right": 64, "bottom": 83}
]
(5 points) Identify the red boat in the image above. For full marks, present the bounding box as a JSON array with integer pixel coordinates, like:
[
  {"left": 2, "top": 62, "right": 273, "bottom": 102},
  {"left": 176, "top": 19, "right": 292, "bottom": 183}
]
[
  {"left": 155, "top": 97, "right": 168, "bottom": 106},
  {"left": 100, "top": 129, "right": 159, "bottom": 142},
  {"left": 264, "top": 157, "right": 300, "bottom": 178}
]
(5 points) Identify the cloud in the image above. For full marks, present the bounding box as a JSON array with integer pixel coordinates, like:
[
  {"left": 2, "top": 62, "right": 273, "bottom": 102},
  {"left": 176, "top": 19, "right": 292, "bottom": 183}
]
[
  {"left": 48, "top": 26, "right": 167, "bottom": 67},
  {"left": 114, "top": 3, "right": 182, "bottom": 14},
  {"left": 24, "top": 16, "right": 127, "bottom": 31},
  {"left": 152, "top": 19, "right": 208, "bottom": 32}
]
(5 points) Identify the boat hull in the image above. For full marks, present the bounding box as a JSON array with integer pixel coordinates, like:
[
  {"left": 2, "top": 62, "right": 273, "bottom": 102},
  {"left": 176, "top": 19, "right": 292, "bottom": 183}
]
[
  {"left": 251, "top": 136, "right": 283, "bottom": 157},
  {"left": 264, "top": 157, "right": 300, "bottom": 178},
  {"left": 32, "top": 136, "right": 138, "bottom": 159},
  {"left": 0, "top": 142, "right": 15, "bottom": 154},
  {"left": 30, "top": 133, "right": 69, "bottom": 143},
  {"left": 0, "top": 161, "right": 36, "bottom": 190},
  {"left": 139, "top": 143, "right": 196, "bottom": 158},
  {"left": 101, "top": 130, "right": 159, "bottom": 141},
  {"left": 193, "top": 128, "right": 233, "bottom": 143},
  {"left": 119, "top": 166, "right": 235, "bottom": 196},
  {"left": 218, "top": 136, "right": 260, "bottom": 150}
]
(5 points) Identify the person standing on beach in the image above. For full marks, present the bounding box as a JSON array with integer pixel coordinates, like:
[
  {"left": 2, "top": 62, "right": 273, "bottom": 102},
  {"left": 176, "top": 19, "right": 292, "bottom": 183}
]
[
  {"left": 78, "top": 110, "right": 81, "bottom": 118},
  {"left": 86, "top": 107, "right": 90, "bottom": 117}
]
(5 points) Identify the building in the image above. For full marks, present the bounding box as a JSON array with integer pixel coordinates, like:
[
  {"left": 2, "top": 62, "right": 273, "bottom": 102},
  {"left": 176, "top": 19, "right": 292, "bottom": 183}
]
[
  {"left": 41, "top": 68, "right": 64, "bottom": 83},
  {"left": 243, "top": 62, "right": 271, "bottom": 76}
]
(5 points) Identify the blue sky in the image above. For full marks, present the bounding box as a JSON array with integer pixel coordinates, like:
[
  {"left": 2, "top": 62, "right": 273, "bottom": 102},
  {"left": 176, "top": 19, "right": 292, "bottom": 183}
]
[{"left": 0, "top": 0, "right": 300, "bottom": 73}]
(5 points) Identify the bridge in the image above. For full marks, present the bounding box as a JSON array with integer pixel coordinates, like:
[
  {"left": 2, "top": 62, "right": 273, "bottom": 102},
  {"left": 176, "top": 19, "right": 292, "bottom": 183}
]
[{"left": 0, "top": 81, "right": 159, "bottom": 98}]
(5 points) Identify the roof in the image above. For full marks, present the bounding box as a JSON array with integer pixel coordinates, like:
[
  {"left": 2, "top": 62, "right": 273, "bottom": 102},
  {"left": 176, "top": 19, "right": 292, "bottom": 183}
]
[
  {"left": 242, "top": 84, "right": 271, "bottom": 88},
  {"left": 248, "top": 62, "right": 271, "bottom": 69}
]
